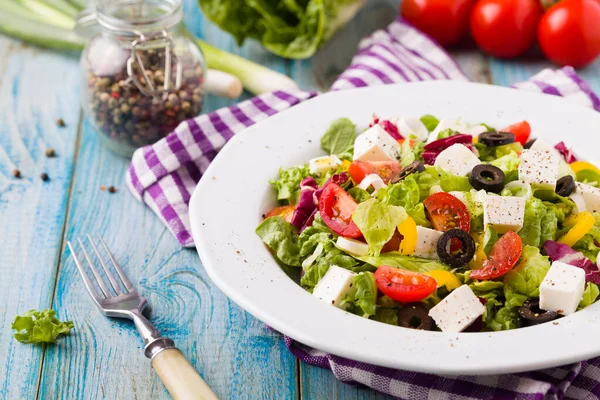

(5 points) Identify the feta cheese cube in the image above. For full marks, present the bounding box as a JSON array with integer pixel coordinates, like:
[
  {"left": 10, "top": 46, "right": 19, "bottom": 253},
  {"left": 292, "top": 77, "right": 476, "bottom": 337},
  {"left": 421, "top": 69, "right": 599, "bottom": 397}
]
[
  {"left": 413, "top": 226, "right": 443, "bottom": 259},
  {"left": 529, "top": 138, "right": 555, "bottom": 154},
  {"left": 308, "top": 155, "right": 342, "bottom": 176},
  {"left": 428, "top": 285, "right": 485, "bottom": 332},
  {"left": 353, "top": 124, "right": 401, "bottom": 162},
  {"left": 518, "top": 149, "right": 560, "bottom": 189},
  {"left": 539, "top": 261, "right": 586, "bottom": 315},
  {"left": 357, "top": 174, "right": 387, "bottom": 195},
  {"left": 448, "top": 191, "right": 467, "bottom": 204},
  {"left": 467, "top": 125, "right": 489, "bottom": 137},
  {"left": 570, "top": 191, "right": 587, "bottom": 213},
  {"left": 312, "top": 265, "right": 356, "bottom": 307},
  {"left": 434, "top": 144, "right": 481, "bottom": 176},
  {"left": 575, "top": 182, "right": 600, "bottom": 213},
  {"left": 427, "top": 119, "right": 467, "bottom": 143},
  {"left": 483, "top": 195, "right": 526, "bottom": 233},
  {"left": 336, "top": 237, "right": 369, "bottom": 257}
]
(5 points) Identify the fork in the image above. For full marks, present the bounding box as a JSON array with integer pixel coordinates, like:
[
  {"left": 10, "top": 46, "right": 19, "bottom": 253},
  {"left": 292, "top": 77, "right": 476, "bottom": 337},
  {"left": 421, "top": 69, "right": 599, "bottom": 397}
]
[{"left": 68, "top": 235, "right": 219, "bottom": 400}]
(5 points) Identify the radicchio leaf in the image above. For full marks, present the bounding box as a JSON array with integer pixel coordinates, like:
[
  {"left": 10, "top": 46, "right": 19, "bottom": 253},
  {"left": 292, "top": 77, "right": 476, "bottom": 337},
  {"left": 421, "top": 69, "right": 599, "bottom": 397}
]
[
  {"left": 543, "top": 240, "right": 600, "bottom": 284},
  {"left": 290, "top": 177, "right": 318, "bottom": 230},
  {"left": 554, "top": 142, "right": 577, "bottom": 163}
]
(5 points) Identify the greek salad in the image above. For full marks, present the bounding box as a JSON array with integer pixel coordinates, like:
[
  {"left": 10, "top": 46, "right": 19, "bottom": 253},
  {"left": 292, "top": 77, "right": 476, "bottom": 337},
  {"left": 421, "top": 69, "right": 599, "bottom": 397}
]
[{"left": 256, "top": 114, "right": 600, "bottom": 332}]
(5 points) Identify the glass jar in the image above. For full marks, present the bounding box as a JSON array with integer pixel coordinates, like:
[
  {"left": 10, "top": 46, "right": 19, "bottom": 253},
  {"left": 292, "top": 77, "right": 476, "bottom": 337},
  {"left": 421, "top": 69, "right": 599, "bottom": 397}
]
[{"left": 78, "top": 0, "right": 205, "bottom": 157}]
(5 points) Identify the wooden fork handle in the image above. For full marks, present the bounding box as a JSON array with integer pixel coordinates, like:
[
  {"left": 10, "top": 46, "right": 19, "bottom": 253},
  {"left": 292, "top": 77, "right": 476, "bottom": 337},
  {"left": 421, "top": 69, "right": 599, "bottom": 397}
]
[{"left": 152, "top": 348, "right": 219, "bottom": 400}]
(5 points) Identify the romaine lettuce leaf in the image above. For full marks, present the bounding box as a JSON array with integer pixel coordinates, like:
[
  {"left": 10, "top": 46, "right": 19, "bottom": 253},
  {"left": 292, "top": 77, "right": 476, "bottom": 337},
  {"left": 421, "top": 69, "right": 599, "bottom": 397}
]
[
  {"left": 503, "top": 245, "right": 551, "bottom": 308},
  {"left": 256, "top": 216, "right": 302, "bottom": 266},
  {"left": 352, "top": 199, "right": 407, "bottom": 256},
  {"left": 579, "top": 283, "right": 600, "bottom": 309},
  {"left": 399, "top": 139, "right": 425, "bottom": 168},
  {"left": 12, "top": 309, "right": 74, "bottom": 344},
  {"left": 270, "top": 164, "right": 311, "bottom": 204},
  {"left": 518, "top": 198, "right": 546, "bottom": 247},
  {"left": 358, "top": 253, "right": 449, "bottom": 272},
  {"left": 341, "top": 271, "right": 378, "bottom": 318}
]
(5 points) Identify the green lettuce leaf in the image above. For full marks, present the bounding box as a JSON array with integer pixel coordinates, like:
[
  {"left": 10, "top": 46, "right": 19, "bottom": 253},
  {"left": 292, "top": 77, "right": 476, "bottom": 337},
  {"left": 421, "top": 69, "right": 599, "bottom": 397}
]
[
  {"left": 487, "top": 306, "right": 520, "bottom": 331},
  {"left": 503, "top": 245, "right": 551, "bottom": 308},
  {"left": 518, "top": 198, "right": 546, "bottom": 248},
  {"left": 378, "top": 175, "right": 420, "bottom": 209},
  {"left": 483, "top": 226, "right": 499, "bottom": 255},
  {"left": 489, "top": 152, "right": 520, "bottom": 182},
  {"left": 572, "top": 230, "right": 600, "bottom": 262},
  {"left": 373, "top": 308, "right": 399, "bottom": 325},
  {"left": 475, "top": 142, "right": 523, "bottom": 162},
  {"left": 256, "top": 216, "right": 301, "bottom": 266},
  {"left": 12, "top": 309, "right": 74, "bottom": 344},
  {"left": 406, "top": 203, "right": 431, "bottom": 228},
  {"left": 352, "top": 199, "right": 407, "bottom": 256},
  {"left": 437, "top": 128, "right": 458, "bottom": 139},
  {"left": 358, "top": 253, "right": 449, "bottom": 272},
  {"left": 426, "top": 167, "right": 472, "bottom": 192},
  {"left": 579, "top": 283, "right": 600, "bottom": 309},
  {"left": 348, "top": 186, "right": 371, "bottom": 203},
  {"left": 576, "top": 169, "right": 600, "bottom": 188},
  {"left": 320, "top": 117, "right": 356, "bottom": 155},
  {"left": 341, "top": 271, "right": 378, "bottom": 318},
  {"left": 269, "top": 164, "right": 311, "bottom": 204},
  {"left": 420, "top": 114, "right": 439, "bottom": 132},
  {"left": 399, "top": 139, "right": 424, "bottom": 168}
]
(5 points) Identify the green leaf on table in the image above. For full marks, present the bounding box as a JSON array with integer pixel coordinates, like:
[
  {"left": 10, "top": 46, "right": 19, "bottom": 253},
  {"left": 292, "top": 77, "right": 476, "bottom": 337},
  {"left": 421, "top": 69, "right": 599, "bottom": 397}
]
[
  {"left": 12, "top": 309, "right": 74, "bottom": 344},
  {"left": 320, "top": 117, "right": 356, "bottom": 155}
]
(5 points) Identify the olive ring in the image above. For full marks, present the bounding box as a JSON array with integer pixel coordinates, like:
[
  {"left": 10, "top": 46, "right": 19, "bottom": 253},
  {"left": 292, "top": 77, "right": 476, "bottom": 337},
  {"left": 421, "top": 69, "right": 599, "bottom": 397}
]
[
  {"left": 478, "top": 131, "right": 516, "bottom": 147},
  {"left": 436, "top": 229, "right": 476, "bottom": 269},
  {"left": 397, "top": 303, "right": 434, "bottom": 330},
  {"left": 469, "top": 164, "right": 505, "bottom": 193},
  {"left": 556, "top": 175, "right": 576, "bottom": 197},
  {"left": 391, "top": 161, "right": 426, "bottom": 184},
  {"left": 518, "top": 299, "right": 559, "bottom": 326}
]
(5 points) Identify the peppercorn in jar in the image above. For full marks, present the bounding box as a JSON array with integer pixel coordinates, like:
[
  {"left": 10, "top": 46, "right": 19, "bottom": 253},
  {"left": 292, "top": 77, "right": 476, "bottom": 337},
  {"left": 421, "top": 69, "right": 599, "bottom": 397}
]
[{"left": 77, "top": 0, "right": 205, "bottom": 156}]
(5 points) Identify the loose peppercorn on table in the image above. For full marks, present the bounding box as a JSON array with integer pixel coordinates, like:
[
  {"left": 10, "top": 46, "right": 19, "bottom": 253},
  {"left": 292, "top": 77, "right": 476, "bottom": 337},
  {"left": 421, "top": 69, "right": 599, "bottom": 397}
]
[{"left": 3, "top": 0, "right": 600, "bottom": 399}]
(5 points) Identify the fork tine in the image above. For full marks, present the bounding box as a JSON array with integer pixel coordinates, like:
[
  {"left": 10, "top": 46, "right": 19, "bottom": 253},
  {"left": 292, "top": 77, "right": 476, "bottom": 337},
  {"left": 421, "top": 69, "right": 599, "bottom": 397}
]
[
  {"left": 86, "top": 235, "right": 123, "bottom": 295},
  {"left": 78, "top": 238, "right": 111, "bottom": 297},
  {"left": 68, "top": 241, "right": 103, "bottom": 302},
  {"left": 98, "top": 236, "right": 135, "bottom": 291}
]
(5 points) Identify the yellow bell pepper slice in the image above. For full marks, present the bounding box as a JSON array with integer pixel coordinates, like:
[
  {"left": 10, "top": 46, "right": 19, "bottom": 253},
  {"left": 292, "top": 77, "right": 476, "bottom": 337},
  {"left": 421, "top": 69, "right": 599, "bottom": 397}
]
[
  {"left": 426, "top": 270, "right": 461, "bottom": 291},
  {"left": 558, "top": 212, "right": 595, "bottom": 247},
  {"left": 398, "top": 216, "right": 417, "bottom": 255},
  {"left": 472, "top": 135, "right": 479, "bottom": 144},
  {"left": 341, "top": 160, "right": 352, "bottom": 172},
  {"left": 569, "top": 161, "right": 600, "bottom": 175}
]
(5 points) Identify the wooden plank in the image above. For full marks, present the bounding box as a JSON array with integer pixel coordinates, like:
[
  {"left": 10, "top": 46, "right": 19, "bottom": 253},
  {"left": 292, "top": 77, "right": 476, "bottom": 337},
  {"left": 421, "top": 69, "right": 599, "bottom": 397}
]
[
  {"left": 0, "top": 38, "right": 80, "bottom": 399},
  {"left": 37, "top": 3, "right": 298, "bottom": 399}
]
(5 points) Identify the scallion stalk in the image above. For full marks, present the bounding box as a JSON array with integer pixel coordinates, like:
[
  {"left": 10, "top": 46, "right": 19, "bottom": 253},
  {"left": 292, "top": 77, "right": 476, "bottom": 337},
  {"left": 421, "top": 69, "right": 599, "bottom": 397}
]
[{"left": 14, "top": 0, "right": 75, "bottom": 29}]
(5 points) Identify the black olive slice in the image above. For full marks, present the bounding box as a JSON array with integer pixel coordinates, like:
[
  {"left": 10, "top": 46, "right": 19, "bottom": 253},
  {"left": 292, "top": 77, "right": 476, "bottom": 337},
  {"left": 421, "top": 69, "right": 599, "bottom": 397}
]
[
  {"left": 469, "top": 164, "right": 505, "bottom": 193},
  {"left": 524, "top": 139, "right": 537, "bottom": 149},
  {"left": 518, "top": 299, "right": 559, "bottom": 326},
  {"left": 436, "top": 229, "right": 476, "bottom": 269},
  {"left": 478, "top": 131, "right": 516, "bottom": 147},
  {"left": 556, "top": 175, "right": 576, "bottom": 197},
  {"left": 391, "top": 161, "right": 426, "bottom": 184},
  {"left": 397, "top": 303, "right": 433, "bottom": 330}
]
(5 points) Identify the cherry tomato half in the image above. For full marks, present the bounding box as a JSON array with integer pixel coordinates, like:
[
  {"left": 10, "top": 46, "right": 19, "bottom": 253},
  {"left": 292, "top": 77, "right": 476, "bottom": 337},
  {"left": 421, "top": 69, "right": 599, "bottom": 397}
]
[
  {"left": 501, "top": 121, "right": 531, "bottom": 145},
  {"left": 470, "top": 0, "right": 543, "bottom": 58},
  {"left": 401, "top": 0, "right": 476, "bottom": 46},
  {"left": 470, "top": 231, "right": 522, "bottom": 280},
  {"left": 348, "top": 160, "right": 401, "bottom": 185},
  {"left": 265, "top": 205, "right": 295, "bottom": 223},
  {"left": 318, "top": 182, "right": 362, "bottom": 238},
  {"left": 375, "top": 266, "right": 437, "bottom": 303},
  {"left": 538, "top": 0, "right": 600, "bottom": 68},
  {"left": 423, "top": 192, "right": 471, "bottom": 232}
]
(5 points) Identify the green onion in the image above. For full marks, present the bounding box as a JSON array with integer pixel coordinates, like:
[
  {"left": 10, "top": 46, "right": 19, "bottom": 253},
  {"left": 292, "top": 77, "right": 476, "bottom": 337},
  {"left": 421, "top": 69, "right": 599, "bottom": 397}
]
[{"left": 0, "top": 0, "right": 299, "bottom": 95}]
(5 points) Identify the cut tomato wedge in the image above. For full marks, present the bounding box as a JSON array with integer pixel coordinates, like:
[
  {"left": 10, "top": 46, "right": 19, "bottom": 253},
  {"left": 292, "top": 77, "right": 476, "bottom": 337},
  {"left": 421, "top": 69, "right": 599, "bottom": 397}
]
[
  {"left": 375, "top": 266, "right": 437, "bottom": 303},
  {"left": 348, "top": 160, "right": 401, "bottom": 185},
  {"left": 265, "top": 205, "right": 295, "bottom": 223},
  {"left": 470, "top": 231, "right": 522, "bottom": 280},
  {"left": 424, "top": 192, "right": 470, "bottom": 251},
  {"left": 501, "top": 121, "right": 531, "bottom": 145},
  {"left": 318, "top": 182, "right": 362, "bottom": 238}
]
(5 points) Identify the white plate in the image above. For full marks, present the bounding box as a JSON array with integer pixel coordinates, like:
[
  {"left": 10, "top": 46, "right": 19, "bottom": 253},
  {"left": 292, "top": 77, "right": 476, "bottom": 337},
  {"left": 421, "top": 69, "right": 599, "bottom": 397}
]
[{"left": 190, "top": 81, "right": 600, "bottom": 375}]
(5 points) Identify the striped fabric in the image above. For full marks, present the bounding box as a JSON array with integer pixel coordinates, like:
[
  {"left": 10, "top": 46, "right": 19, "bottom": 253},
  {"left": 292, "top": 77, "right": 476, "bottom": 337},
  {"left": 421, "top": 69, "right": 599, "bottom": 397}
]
[{"left": 127, "top": 17, "right": 600, "bottom": 399}]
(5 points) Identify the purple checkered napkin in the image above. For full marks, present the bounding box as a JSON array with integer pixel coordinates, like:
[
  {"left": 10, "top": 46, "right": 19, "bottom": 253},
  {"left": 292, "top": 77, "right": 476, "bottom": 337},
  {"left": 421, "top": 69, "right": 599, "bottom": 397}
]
[{"left": 127, "top": 17, "right": 600, "bottom": 399}]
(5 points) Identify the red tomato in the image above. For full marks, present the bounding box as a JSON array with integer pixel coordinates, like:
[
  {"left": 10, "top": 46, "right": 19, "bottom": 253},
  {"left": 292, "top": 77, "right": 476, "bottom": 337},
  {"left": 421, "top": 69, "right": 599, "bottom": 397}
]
[
  {"left": 470, "top": 231, "right": 522, "bottom": 280},
  {"left": 470, "top": 0, "right": 543, "bottom": 58},
  {"left": 401, "top": 0, "right": 476, "bottom": 46},
  {"left": 501, "top": 121, "right": 531, "bottom": 145},
  {"left": 265, "top": 205, "right": 295, "bottom": 223},
  {"left": 318, "top": 182, "right": 362, "bottom": 238},
  {"left": 375, "top": 266, "right": 437, "bottom": 303},
  {"left": 423, "top": 192, "right": 471, "bottom": 232},
  {"left": 348, "top": 160, "right": 401, "bottom": 185},
  {"left": 538, "top": 0, "right": 600, "bottom": 68}
]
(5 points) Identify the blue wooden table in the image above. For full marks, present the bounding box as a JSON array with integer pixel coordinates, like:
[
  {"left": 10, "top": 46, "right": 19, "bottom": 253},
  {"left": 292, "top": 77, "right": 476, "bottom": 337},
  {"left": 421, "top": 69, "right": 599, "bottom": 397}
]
[{"left": 2, "top": 1, "right": 600, "bottom": 399}]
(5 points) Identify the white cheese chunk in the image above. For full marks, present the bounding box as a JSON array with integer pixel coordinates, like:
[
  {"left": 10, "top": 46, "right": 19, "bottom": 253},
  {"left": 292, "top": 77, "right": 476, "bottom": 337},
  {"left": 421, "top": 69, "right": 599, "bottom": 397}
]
[
  {"left": 539, "top": 261, "right": 586, "bottom": 315},
  {"left": 434, "top": 144, "right": 481, "bottom": 176},
  {"left": 353, "top": 124, "right": 401, "bottom": 162},
  {"left": 336, "top": 237, "right": 369, "bottom": 257},
  {"left": 448, "top": 191, "right": 467, "bottom": 204},
  {"left": 308, "top": 155, "right": 342, "bottom": 176},
  {"left": 428, "top": 285, "right": 485, "bottom": 332},
  {"left": 427, "top": 119, "right": 467, "bottom": 143},
  {"left": 518, "top": 149, "right": 560, "bottom": 189},
  {"left": 575, "top": 182, "right": 600, "bottom": 213},
  {"left": 529, "top": 138, "right": 555, "bottom": 153},
  {"left": 397, "top": 117, "right": 429, "bottom": 141},
  {"left": 466, "top": 125, "right": 489, "bottom": 137},
  {"left": 530, "top": 139, "right": 575, "bottom": 179},
  {"left": 570, "top": 191, "right": 588, "bottom": 214},
  {"left": 312, "top": 265, "right": 356, "bottom": 307},
  {"left": 413, "top": 226, "right": 443, "bottom": 259},
  {"left": 357, "top": 173, "right": 387, "bottom": 195},
  {"left": 429, "top": 185, "right": 444, "bottom": 196},
  {"left": 483, "top": 195, "right": 526, "bottom": 234}
]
